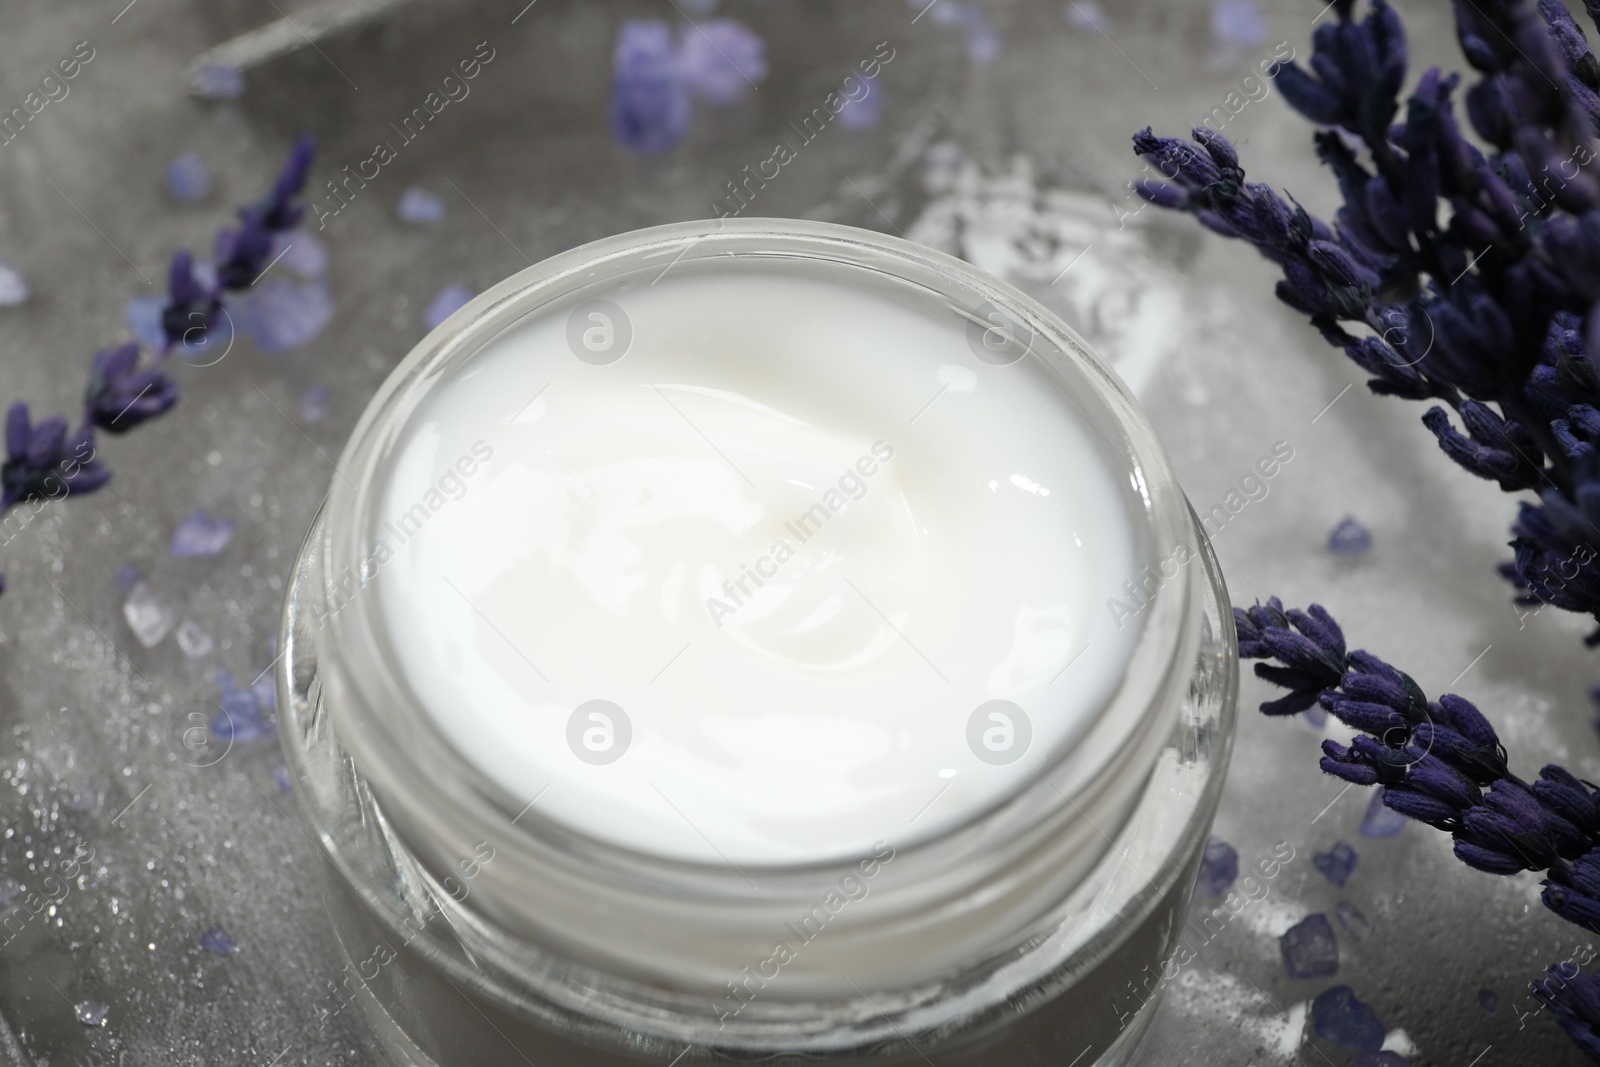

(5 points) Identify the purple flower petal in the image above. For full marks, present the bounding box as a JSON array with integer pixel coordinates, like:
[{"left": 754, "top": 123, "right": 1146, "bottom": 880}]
[
  {"left": 166, "top": 151, "right": 211, "bottom": 203},
  {"left": 1311, "top": 985, "right": 1385, "bottom": 1051},
  {"left": 171, "top": 511, "right": 234, "bottom": 558},
  {"left": 271, "top": 231, "right": 327, "bottom": 280},
  {"left": 272, "top": 763, "right": 293, "bottom": 793},
  {"left": 424, "top": 284, "right": 475, "bottom": 331},
  {"left": 190, "top": 61, "right": 244, "bottom": 100},
  {"left": 247, "top": 279, "right": 334, "bottom": 353},
  {"left": 679, "top": 20, "right": 767, "bottom": 105},
  {"left": 1313, "top": 841, "right": 1358, "bottom": 887},
  {"left": 126, "top": 296, "right": 166, "bottom": 348},
  {"left": 1211, "top": 0, "right": 1267, "bottom": 50},
  {"left": 298, "top": 385, "right": 329, "bottom": 423},
  {"left": 1064, "top": 1, "right": 1112, "bottom": 32},
  {"left": 838, "top": 80, "right": 885, "bottom": 130},
  {"left": 610, "top": 21, "right": 691, "bottom": 153},
  {"left": 397, "top": 187, "right": 445, "bottom": 225},
  {"left": 1280, "top": 913, "right": 1340, "bottom": 980},
  {"left": 1478, "top": 987, "right": 1498, "bottom": 1013},
  {"left": 1328, "top": 516, "right": 1373, "bottom": 555},
  {"left": 1195, "top": 835, "right": 1238, "bottom": 896},
  {"left": 1358, "top": 787, "right": 1407, "bottom": 838},
  {"left": 198, "top": 924, "right": 235, "bottom": 955},
  {"left": 0, "top": 260, "right": 28, "bottom": 306}
]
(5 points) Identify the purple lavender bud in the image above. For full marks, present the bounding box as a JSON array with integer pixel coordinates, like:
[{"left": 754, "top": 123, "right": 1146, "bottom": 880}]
[
  {"left": 85, "top": 344, "right": 179, "bottom": 434},
  {"left": 424, "top": 285, "right": 475, "bottom": 331},
  {"left": 1, "top": 403, "right": 110, "bottom": 507},
  {"left": 1381, "top": 783, "right": 1460, "bottom": 825}
]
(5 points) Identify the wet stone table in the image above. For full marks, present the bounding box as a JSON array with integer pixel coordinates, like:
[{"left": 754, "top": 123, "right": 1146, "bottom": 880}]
[{"left": 0, "top": 0, "right": 1592, "bottom": 1064}]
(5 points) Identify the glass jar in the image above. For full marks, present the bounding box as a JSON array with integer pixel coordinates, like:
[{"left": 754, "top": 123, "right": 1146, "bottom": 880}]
[{"left": 277, "top": 218, "right": 1237, "bottom": 1066}]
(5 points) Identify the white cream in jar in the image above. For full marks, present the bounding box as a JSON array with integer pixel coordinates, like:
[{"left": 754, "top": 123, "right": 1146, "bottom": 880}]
[{"left": 371, "top": 266, "right": 1145, "bottom": 865}]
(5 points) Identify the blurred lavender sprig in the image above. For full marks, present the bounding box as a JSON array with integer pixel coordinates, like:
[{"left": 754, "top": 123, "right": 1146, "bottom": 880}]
[
  {"left": 1238, "top": 599, "right": 1600, "bottom": 1057},
  {"left": 0, "top": 136, "right": 317, "bottom": 596},
  {"left": 1134, "top": 0, "right": 1600, "bottom": 639}
]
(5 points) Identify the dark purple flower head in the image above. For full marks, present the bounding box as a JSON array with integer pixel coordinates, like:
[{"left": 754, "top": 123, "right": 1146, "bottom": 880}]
[
  {"left": 160, "top": 249, "right": 222, "bottom": 351},
  {"left": 1532, "top": 962, "right": 1600, "bottom": 1061},
  {"left": 214, "top": 136, "right": 316, "bottom": 290},
  {"left": 1, "top": 403, "right": 109, "bottom": 507},
  {"left": 85, "top": 343, "right": 178, "bottom": 433},
  {"left": 256, "top": 133, "right": 314, "bottom": 233}
]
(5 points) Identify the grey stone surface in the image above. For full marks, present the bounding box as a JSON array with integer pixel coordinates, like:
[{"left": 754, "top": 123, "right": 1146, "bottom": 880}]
[{"left": 0, "top": 0, "right": 1590, "bottom": 1063}]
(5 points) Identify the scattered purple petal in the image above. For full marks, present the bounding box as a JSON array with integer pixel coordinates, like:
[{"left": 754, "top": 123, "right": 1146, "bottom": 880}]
[
  {"left": 679, "top": 20, "right": 768, "bottom": 105},
  {"left": 1211, "top": 0, "right": 1267, "bottom": 50},
  {"left": 298, "top": 385, "right": 329, "bottom": 423},
  {"left": 1478, "top": 987, "right": 1498, "bottom": 1013},
  {"left": 116, "top": 563, "right": 143, "bottom": 596},
  {"left": 1064, "top": 1, "right": 1112, "bottom": 32},
  {"left": 122, "top": 578, "right": 175, "bottom": 648},
  {"left": 424, "top": 285, "right": 475, "bottom": 331},
  {"left": 198, "top": 924, "right": 235, "bottom": 955},
  {"left": 271, "top": 231, "right": 327, "bottom": 280},
  {"left": 396, "top": 186, "right": 445, "bottom": 225},
  {"left": 1313, "top": 841, "right": 1358, "bottom": 887},
  {"left": 0, "top": 260, "right": 28, "bottom": 306},
  {"left": 171, "top": 511, "right": 234, "bottom": 558},
  {"left": 1311, "top": 985, "right": 1385, "bottom": 1052},
  {"left": 190, "top": 61, "right": 245, "bottom": 100},
  {"left": 1335, "top": 901, "right": 1371, "bottom": 944},
  {"left": 1195, "top": 835, "right": 1239, "bottom": 897},
  {"left": 126, "top": 296, "right": 166, "bottom": 348},
  {"left": 610, "top": 21, "right": 691, "bottom": 153},
  {"left": 1328, "top": 516, "right": 1373, "bottom": 556},
  {"left": 963, "top": 13, "right": 1002, "bottom": 63},
  {"left": 166, "top": 151, "right": 211, "bottom": 203},
  {"left": 1358, "top": 788, "right": 1407, "bottom": 838},
  {"left": 272, "top": 763, "right": 292, "bottom": 794},
  {"left": 252, "top": 670, "right": 277, "bottom": 715},
  {"left": 246, "top": 279, "right": 334, "bottom": 353},
  {"left": 210, "top": 672, "right": 265, "bottom": 744},
  {"left": 838, "top": 80, "right": 885, "bottom": 131},
  {"left": 1280, "top": 913, "right": 1340, "bottom": 980},
  {"left": 74, "top": 999, "right": 108, "bottom": 1027},
  {"left": 176, "top": 619, "right": 215, "bottom": 659}
]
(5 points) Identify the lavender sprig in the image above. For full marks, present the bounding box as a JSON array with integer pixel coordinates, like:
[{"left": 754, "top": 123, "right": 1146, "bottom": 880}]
[
  {"left": 0, "top": 136, "right": 317, "bottom": 596},
  {"left": 1133, "top": 0, "right": 1600, "bottom": 640},
  {"left": 1239, "top": 598, "right": 1600, "bottom": 1058}
]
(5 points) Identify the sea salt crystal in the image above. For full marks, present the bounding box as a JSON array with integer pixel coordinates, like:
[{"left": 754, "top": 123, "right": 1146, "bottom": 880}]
[
  {"left": 74, "top": 999, "right": 108, "bottom": 1027},
  {"left": 1329, "top": 516, "right": 1373, "bottom": 556},
  {"left": 176, "top": 619, "right": 215, "bottom": 659},
  {"left": 171, "top": 511, "right": 234, "bottom": 558},
  {"left": 122, "top": 580, "right": 176, "bottom": 648},
  {"left": 1280, "top": 913, "right": 1339, "bottom": 980}
]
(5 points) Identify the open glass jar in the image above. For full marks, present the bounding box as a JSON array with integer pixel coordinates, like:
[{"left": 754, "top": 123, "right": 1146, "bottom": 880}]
[{"left": 277, "top": 218, "right": 1236, "bottom": 1065}]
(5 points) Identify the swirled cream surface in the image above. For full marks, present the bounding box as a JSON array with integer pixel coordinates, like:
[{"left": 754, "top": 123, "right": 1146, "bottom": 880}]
[{"left": 372, "top": 266, "right": 1145, "bottom": 864}]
